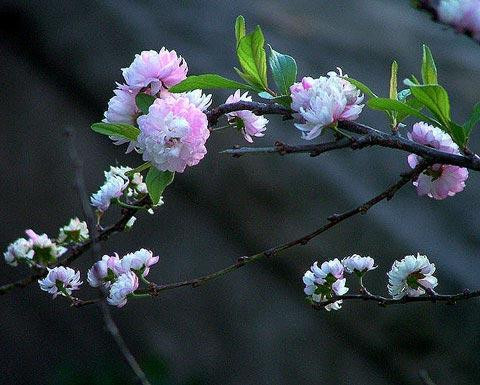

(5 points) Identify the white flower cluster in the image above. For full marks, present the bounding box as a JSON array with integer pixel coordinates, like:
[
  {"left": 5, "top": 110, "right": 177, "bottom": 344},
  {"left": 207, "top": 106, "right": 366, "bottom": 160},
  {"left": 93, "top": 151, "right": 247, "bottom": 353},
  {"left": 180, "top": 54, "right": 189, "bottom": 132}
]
[
  {"left": 90, "top": 165, "right": 150, "bottom": 213},
  {"left": 87, "top": 249, "right": 159, "bottom": 307},
  {"left": 4, "top": 229, "right": 68, "bottom": 267},
  {"left": 303, "top": 253, "right": 439, "bottom": 311}
]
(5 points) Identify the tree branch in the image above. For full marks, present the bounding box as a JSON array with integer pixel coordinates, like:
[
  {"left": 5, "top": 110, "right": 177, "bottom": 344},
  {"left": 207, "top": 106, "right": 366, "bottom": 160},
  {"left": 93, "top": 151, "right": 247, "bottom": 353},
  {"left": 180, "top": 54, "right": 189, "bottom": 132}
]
[
  {"left": 75, "top": 162, "right": 428, "bottom": 305},
  {"left": 312, "top": 288, "right": 480, "bottom": 309},
  {"left": 216, "top": 103, "right": 480, "bottom": 171}
]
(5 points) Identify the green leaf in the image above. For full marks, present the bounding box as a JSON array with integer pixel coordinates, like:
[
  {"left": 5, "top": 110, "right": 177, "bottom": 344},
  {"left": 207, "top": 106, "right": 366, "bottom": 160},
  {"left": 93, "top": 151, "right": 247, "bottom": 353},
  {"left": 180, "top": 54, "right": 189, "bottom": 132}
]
[
  {"left": 169, "top": 74, "right": 255, "bottom": 93},
  {"left": 367, "top": 98, "right": 440, "bottom": 126},
  {"left": 235, "top": 15, "right": 246, "bottom": 47},
  {"left": 343, "top": 77, "right": 377, "bottom": 98},
  {"left": 463, "top": 102, "right": 480, "bottom": 137},
  {"left": 135, "top": 93, "right": 156, "bottom": 115},
  {"left": 236, "top": 25, "right": 268, "bottom": 90},
  {"left": 90, "top": 123, "right": 139, "bottom": 141},
  {"left": 268, "top": 46, "right": 297, "bottom": 95},
  {"left": 410, "top": 84, "right": 450, "bottom": 126},
  {"left": 258, "top": 92, "right": 292, "bottom": 107},
  {"left": 449, "top": 121, "right": 469, "bottom": 147},
  {"left": 421, "top": 44, "right": 438, "bottom": 85},
  {"left": 145, "top": 168, "right": 175, "bottom": 205},
  {"left": 125, "top": 162, "right": 151, "bottom": 177},
  {"left": 389, "top": 60, "right": 398, "bottom": 100}
]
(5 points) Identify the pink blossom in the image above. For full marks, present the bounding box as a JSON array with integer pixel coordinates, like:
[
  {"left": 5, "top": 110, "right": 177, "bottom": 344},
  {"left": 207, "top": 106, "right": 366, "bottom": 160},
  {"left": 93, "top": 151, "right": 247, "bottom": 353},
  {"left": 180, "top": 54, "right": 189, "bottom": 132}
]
[
  {"left": 103, "top": 83, "right": 141, "bottom": 153},
  {"left": 113, "top": 249, "right": 159, "bottom": 277},
  {"left": 107, "top": 272, "right": 139, "bottom": 308},
  {"left": 137, "top": 96, "right": 210, "bottom": 173},
  {"left": 407, "top": 122, "right": 459, "bottom": 154},
  {"left": 87, "top": 254, "right": 120, "bottom": 288},
  {"left": 122, "top": 49, "right": 188, "bottom": 94},
  {"left": 38, "top": 267, "right": 82, "bottom": 298},
  {"left": 407, "top": 122, "right": 468, "bottom": 200},
  {"left": 225, "top": 90, "right": 269, "bottom": 142},
  {"left": 412, "top": 165, "right": 468, "bottom": 200},
  {"left": 290, "top": 69, "right": 363, "bottom": 140}
]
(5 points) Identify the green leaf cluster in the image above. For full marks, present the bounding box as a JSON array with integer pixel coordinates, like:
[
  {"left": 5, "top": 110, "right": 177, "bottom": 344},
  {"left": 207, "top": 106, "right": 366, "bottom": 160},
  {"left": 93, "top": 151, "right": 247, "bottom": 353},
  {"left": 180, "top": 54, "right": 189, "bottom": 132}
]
[{"left": 364, "top": 44, "right": 479, "bottom": 147}]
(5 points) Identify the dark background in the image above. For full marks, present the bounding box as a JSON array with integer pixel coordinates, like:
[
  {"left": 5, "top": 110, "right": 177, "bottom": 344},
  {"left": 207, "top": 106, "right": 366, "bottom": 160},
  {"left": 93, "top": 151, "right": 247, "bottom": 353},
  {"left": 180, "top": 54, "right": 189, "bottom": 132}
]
[{"left": 1, "top": 1, "right": 479, "bottom": 384}]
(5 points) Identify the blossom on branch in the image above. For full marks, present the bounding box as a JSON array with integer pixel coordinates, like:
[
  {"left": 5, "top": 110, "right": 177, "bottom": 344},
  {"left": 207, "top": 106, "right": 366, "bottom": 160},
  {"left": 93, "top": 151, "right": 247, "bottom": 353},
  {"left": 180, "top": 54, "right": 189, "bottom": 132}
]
[
  {"left": 303, "top": 258, "right": 348, "bottom": 311},
  {"left": 38, "top": 267, "right": 82, "bottom": 298},
  {"left": 225, "top": 90, "right": 269, "bottom": 142},
  {"left": 161, "top": 89, "right": 212, "bottom": 112},
  {"left": 87, "top": 254, "right": 120, "bottom": 288},
  {"left": 387, "top": 253, "right": 438, "bottom": 299},
  {"left": 26, "top": 230, "right": 66, "bottom": 264},
  {"left": 290, "top": 68, "right": 364, "bottom": 140},
  {"left": 3, "top": 238, "right": 34, "bottom": 267},
  {"left": 107, "top": 271, "right": 139, "bottom": 308},
  {"left": 137, "top": 96, "right": 210, "bottom": 172},
  {"left": 122, "top": 49, "right": 188, "bottom": 94},
  {"left": 342, "top": 254, "right": 376, "bottom": 275},
  {"left": 113, "top": 249, "right": 159, "bottom": 277},
  {"left": 90, "top": 174, "right": 129, "bottom": 212},
  {"left": 407, "top": 122, "right": 468, "bottom": 199},
  {"left": 57, "top": 218, "right": 89, "bottom": 244}
]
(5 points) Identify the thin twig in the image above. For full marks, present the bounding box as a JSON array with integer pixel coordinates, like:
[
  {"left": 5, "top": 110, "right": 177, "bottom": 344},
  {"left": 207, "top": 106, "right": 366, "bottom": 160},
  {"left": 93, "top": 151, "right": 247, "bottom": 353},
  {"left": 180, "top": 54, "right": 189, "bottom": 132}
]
[
  {"left": 312, "top": 288, "right": 480, "bottom": 309},
  {"left": 215, "top": 102, "right": 480, "bottom": 170},
  {"left": 101, "top": 303, "right": 153, "bottom": 385},
  {"left": 67, "top": 127, "right": 152, "bottom": 385},
  {"left": 74, "top": 163, "right": 427, "bottom": 303}
]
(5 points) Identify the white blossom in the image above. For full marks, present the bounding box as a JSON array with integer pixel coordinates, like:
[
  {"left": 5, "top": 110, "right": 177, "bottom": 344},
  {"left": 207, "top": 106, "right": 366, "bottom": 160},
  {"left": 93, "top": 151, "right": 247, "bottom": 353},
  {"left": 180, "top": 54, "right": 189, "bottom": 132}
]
[
  {"left": 3, "top": 238, "right": 34, "bottom": 266},
  {"left": 90, "top": 175, "right": 128, "bottom": 212},
  {"left": 342, "top": 254, "right": 376, "bottom": 275},
  {"left": 38, "top": 267, "right": 82, "bottom": 298},
  {"left": 26, "top": 229, "right": 66, "bottom": 264},
  {"left": 113, "top": 248, "right": 159, "bottom": 277},
  {"left": 87, "top": 254, "right": 120, "bottom": 288},
  {"left": 107, "top": 272, "right": 139, "bottom": 307},
  {"left": 303, "top": 258, "right": 348, "bottom": 311},
  {"left": 57, "top": 218, "right": 89, "bottom": 244},
  {"left": 387, "top": 253, "right": 438, "bottom": 299}
]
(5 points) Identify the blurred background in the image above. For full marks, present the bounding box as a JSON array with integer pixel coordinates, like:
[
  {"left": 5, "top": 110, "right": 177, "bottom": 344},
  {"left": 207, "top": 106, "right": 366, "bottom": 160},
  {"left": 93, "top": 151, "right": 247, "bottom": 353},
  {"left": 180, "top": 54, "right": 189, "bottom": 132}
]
[{"left": 1, "top": 1, "right": 479, "bottom": 384}]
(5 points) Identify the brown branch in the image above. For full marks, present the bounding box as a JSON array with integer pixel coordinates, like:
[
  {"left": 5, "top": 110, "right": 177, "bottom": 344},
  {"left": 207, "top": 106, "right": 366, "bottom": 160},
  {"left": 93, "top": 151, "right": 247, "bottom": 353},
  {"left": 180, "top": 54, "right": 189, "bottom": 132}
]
[
  {"left": 215, "top": 102, "right": 480, "bottom": 171},
  {"left": 312, "top": 288, "right": 480, "bottom": 309},
  {"left": 75, "top": 162, "right": 427, "bottom": 305}
]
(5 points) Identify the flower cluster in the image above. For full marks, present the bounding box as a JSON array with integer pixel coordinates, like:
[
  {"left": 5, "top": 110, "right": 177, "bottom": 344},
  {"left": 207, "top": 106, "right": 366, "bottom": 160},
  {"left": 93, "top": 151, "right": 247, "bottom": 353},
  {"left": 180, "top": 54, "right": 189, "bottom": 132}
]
[
  {"left": 87, "top": 249, "right": 159, "bottom": 307},
  {"left": 407, "top": 122, "right": 468, "bottom": 199},
  {"left": 90, "top": 165, "right": 149, "bottom": 212},
  {"left": 290, "top": 68, "right": 364, "bottom": 140},
  {"left": 387, "top": 254, "right": 437, "bottom": 299},
  {"left": 103, "top": 49, "right": 214, "bottom": 172},
  {"left": 4, "top": 229, "right": 67, "bottom": 267},
  {"left": 225, "top": 90, "right": 269, "bottom": 142},
  {"left": 303, "top": 253, "right": 439, "bottom": 311},
  {"left": 303, "top": 258, "right": 349, "bottom": 311},
  {"left": 435, "top": 0, "right": 480, "bottom": 42}
]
